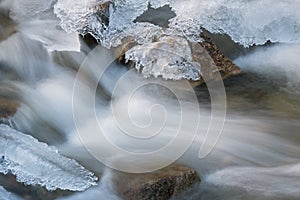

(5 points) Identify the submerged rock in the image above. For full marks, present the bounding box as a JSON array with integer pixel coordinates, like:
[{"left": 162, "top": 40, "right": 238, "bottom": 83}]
[
  {"left": 112, "top": 164, "right": 200, "bottom": 200},
  {"left": 0, "top": 98, "right": 19, "bottom": 119}
]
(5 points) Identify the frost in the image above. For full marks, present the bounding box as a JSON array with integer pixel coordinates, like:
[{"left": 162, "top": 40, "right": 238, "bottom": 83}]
[
  {"left": 0, "top": 124, "right": 98, "bottom": 191},
  {"left": 125, "top": 36, "right": 201, "bottom": 80},
  {"left": 0, "top": 186, "right": 21, "bottom": 200}
]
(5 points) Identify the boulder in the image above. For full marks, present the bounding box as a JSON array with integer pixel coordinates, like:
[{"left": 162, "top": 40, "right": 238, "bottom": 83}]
[{"left": 112, "top": 164, "right": 200, "bottom": 200}]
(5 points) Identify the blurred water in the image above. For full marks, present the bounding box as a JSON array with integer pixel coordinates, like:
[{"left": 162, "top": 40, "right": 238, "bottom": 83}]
[{"left": 0, "top": 1, "right": 300, "bottom": 200}]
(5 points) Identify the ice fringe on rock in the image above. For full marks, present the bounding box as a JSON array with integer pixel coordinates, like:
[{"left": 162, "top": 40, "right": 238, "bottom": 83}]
[
  {"left": 125, "top": 36, "right": 201, "bottom": 80},
  {"left": 0, "top": 186, "right": 21, "bottom": 200},
  {"left": 0, "top": 124, "right": 98, "bottom": 191}
]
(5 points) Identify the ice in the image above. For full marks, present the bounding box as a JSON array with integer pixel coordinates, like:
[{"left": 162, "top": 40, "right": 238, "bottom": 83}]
[
  {"left": 53, "top": 0, "right": 99, "bottom": 34},
  {"left": 0, "top": 186, "right": 21, "bottom": 200},
  {"left": 54, "top": 0, "right": 201, "bottom": 79},
  {"left": 57, "top": 172, "right": 120, "bottom": 200},
  {"left": 0, "top": 124, "right": 98, "bottom": 191},
  {"left": 53, "top": 0, "right": 300, "bottom": 80},
  {"left": 55, "top": 0, "right": 300, "bottom": 48},
  {"left": 170, "top": 0, "right": 300, "bottom": 47},
  {"left": 54, "top": 0, "right": 170, "bottom": 48},
  {"left": 125, "top": 36, "right": 201, "bottom": 80},
  {"left": 54, "top": 0, "right": 300, "bottom": 79}
]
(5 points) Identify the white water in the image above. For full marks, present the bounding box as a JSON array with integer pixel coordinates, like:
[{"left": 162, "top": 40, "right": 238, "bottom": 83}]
[
  {"left": 0, "top": 0, "right": 300, "bottom": 199},
  {"left": 0, "top": 186, "right": 21, "bottom": 200}
]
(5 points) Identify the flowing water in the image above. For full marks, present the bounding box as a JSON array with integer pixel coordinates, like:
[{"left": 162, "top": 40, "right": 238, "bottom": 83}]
[{"left": 0, "top": 0, "right": 300, "bottom": 199}]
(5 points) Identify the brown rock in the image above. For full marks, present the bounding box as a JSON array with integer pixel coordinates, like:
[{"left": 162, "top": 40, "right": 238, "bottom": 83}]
[
  {"left": 0, "top": 13, "right": 16, "bottom": 42},
  {"left": 188, "top": 32, "right": 241, "bottom": 87},
  {"left": 197, "top": 33, "right": 241, "bottom": 83},
  {"left": 112, "top": 164, "right": 200, "bottom": 200},
  {"left": 0, "top": 98, "right": 19, "bottom": 119}
]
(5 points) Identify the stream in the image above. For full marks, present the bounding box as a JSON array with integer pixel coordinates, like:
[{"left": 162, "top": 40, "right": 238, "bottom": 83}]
[{"left": 0, "top": 0, "right": 300, "bottom": 199}]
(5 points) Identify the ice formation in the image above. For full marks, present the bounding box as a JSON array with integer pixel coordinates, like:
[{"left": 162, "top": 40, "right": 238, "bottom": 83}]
[
  {"left": 54, "top": 0, "right": 202, "bottom": 80},
  {"left": 125, "top": 36, "right": 201, "bottom": 80},
  {"left": 54, "top": 0, "right": 177, "bottom": 48},
  {"left": 172, "top": 0, "right": 300, "bottom": 47},
  {"left": 0, "top": 124, "right": 98, "bottom": 191},
  {"left": 53, "top": 0, "right": 300, "bottom": 80},
  {"left": 54, "top": 0, "right": 300, "bottom": 48}
]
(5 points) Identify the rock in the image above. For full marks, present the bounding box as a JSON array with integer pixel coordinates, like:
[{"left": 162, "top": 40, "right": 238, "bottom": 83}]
[
  {"left": 0, "top": 173, "right": 73, "bottom": 200},
  {"left": 0, "top": 13, "right": 16, "bottom": 42},
  {"left": 125, "top": 35, "right": 201, "bottom": 80},
  {"left": 196, "top": 33, "right": 241, "bottom": 84},
  {"left": 112, "top": 164, "right": 200, "bottom": 200},
  {"left": 0, "top": 98, "right": 19, "bottom": 119}
]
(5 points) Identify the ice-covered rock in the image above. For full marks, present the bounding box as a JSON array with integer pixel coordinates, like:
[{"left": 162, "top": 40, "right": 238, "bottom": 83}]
[
  {"left": 0, "top": 124, "right": 98, "bottom": 191},
  {"left": 54, "top": 0, "right": 242, "bottom": 81},
  {"left": 125, "top": 36, "right": 201, "bottom": 80}
]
